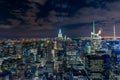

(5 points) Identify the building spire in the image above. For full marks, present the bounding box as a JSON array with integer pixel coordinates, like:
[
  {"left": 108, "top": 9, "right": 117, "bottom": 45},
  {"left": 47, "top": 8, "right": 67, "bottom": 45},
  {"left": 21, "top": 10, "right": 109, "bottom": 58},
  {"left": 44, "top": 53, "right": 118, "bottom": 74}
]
[
  {"left": 91, "top": 21, "right": 96, "bottom": 38},
  {"left": 113, "top": 24, "right": 116, "bottom": 40},
  {"left": 59, "top": 29, "right": 61, "bottom": 34},
  {"left": 58, "top": 29, "right": 63, "bottom": 39},
  {"left": 93, "top": 21, "right": 95, "bottom": 33}
]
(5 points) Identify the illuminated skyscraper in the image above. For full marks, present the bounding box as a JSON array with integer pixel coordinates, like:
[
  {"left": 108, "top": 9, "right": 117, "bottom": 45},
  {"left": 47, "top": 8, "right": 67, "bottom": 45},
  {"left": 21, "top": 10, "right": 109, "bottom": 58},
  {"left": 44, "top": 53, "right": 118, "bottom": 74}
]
[
  {"left": 53, "top": 41, "right": 57, "bottom": 50},
  {"left": 91, "top": 21, "right": 102, "bottom": 39},
  {"left": 58, "top": 29, "right": 63, "bottom": 39}
]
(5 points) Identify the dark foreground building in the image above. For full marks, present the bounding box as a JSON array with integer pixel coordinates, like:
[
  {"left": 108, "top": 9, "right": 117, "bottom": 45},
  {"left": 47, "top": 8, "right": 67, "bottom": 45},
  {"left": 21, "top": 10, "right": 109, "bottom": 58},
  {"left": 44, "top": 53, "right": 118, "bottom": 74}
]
[{"left": 85, "top": 54, "right": 110, "bottom": 80}]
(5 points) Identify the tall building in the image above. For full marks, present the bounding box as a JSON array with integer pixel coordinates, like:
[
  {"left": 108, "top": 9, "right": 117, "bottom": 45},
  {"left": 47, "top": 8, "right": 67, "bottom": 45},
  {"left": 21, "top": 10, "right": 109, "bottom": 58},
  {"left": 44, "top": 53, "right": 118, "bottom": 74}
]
[
  {"left": 91, "top": 21, "right": 102, "bottom": 40},
  {"left": 85, "top": 42, "right": 91, "bottom": 55},
  {"left": 111, "top": 49, "right": 120, "bottom": 78},
  {"left": 85, "top": 54, "right": 110, "bottom": 80},
  {"left": 58, "top": 29, "right": 63, "bottom": 39}
]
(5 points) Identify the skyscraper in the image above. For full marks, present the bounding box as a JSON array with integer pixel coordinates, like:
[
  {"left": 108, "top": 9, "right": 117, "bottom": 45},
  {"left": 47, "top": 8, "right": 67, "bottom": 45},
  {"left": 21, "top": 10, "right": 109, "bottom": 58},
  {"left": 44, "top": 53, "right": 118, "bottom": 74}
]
[
  {"left": 111, "top": 49, "right": 120, "bottom": 77},
  {"left": 58, "top": 29, "right": 63, "bottom": 39},
  {"left": 85, "top": 54, "right": 110, "bottom": 80},
  {"left": 91, "top": 21, "right": 102, "bottom": 40}
]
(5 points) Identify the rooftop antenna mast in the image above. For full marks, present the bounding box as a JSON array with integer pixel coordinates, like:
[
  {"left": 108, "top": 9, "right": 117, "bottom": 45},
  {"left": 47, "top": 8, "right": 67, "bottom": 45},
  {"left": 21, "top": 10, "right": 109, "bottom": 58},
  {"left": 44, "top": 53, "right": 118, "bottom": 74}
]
[
  {"left": 91, "top": 21, "right": 96, "bottom": 38},
  {"left": 113, "top": 24, "right": 116, "bottom": 40},
  {"left": 93, "top": 21, "right": 95, "bottom": 34}
]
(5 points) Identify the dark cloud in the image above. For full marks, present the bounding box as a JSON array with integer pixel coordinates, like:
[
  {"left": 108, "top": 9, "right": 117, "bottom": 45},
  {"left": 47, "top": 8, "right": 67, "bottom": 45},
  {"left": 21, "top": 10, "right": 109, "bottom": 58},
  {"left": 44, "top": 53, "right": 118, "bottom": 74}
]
[
  {"left": 28, "top": 0, "right": 47, "bottom": 5},
  {"left": 0, "top": 0, "right": 120, "bottom": 38}
]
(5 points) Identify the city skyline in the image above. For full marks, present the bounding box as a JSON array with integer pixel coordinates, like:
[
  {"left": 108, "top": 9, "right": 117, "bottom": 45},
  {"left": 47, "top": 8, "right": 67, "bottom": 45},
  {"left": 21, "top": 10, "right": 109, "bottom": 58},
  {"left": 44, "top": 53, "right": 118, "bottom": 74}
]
[{"left": 0, "top": 0, "right": 120, "bottom": 38}]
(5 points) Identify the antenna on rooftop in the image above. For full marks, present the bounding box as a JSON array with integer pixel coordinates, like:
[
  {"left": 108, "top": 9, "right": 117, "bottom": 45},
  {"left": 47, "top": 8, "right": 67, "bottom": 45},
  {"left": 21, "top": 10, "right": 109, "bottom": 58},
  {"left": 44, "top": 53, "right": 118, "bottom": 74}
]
[
  {"left": 93, "top": 21, "right": 95, "bottom": 34},
  {"left": 113, "top": 24, "right": 116, "bottom": 40}
]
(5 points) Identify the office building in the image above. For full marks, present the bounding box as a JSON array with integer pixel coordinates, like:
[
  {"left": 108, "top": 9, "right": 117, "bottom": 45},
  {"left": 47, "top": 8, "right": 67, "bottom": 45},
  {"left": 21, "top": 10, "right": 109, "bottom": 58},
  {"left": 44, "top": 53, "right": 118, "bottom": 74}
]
[{"left": 85, "top": 54, "right": 110, "bottom": 80}]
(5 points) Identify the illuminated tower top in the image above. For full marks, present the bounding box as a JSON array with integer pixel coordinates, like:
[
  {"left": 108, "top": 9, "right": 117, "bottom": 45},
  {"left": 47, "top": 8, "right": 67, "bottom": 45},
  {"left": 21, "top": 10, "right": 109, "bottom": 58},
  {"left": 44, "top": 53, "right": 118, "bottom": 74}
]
[
  {"left": 58, "top": 29, "right": 63, "bottom": 39},
  {"left": 91, "top": 21, "right": 102, "bottom": 39},
  {"left": 59, "top": 29, "right": 61, "bottom": 33}
]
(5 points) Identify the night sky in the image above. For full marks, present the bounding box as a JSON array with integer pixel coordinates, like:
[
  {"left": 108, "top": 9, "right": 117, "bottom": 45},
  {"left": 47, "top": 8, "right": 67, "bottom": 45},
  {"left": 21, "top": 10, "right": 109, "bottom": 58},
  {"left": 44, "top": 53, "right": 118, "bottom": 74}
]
[{"left": 0, "top": 0, "right": 120, "bottom": 38}]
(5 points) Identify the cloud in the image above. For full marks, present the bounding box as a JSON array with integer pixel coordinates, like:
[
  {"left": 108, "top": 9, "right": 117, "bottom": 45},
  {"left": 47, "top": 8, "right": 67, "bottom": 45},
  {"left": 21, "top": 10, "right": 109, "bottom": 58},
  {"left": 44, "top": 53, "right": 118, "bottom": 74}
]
[
  {"left": 0, "top": 25, "right": 12, "bottom": 29},
  {"left": 54, "top": 0, "right": 120, "bottom": 37},
  {"left": 58, "top": 1, "right": 120, "bottom": 25},
  {"left": 1, "top": 0, "right": 120, "bottom": 38},
  {"left": 28, "top": 0, "right": 47, "bottom": 5}
]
